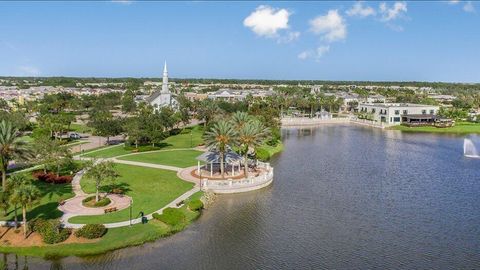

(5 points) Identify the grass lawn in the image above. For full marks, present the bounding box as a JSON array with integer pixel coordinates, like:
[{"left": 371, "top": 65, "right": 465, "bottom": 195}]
[
  {"left": 258, "top": 141, "right": 284, "bottom": 158},
  {"left": 160, "top": 125, "right": 205, "bottom": 149},
  {"left": 0, "top": 191, "right": 203, "bottom": 258},
  {"left": 389, "top": 121, "right": 480, "bottom": 134},
  {"left": 69, "top": 123, "right": 94, "bottom": 134},
  {"left": 82, "top": 144, "right": 130, "bottom": 158},
  {"left": 82, "top": 125, "right": 205, "bottom": 158},
  {"left": 0, "top": 181, "right": 74, "bottom": 222},
  {"left": 117, "top": 150, "right": 202, "bottom": 168},
  {"left": 69, "top": 163, "right": 194, "bottom": 224}
]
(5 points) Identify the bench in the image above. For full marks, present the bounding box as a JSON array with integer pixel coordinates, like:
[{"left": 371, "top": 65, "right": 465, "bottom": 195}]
[{"left": 104, "top": 207, "right": 117, "bottom": 213}]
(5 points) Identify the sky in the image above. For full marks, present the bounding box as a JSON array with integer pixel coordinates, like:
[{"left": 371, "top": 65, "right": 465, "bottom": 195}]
[{"left": 0, "top": 1, "right": 479, "bottom": 82}]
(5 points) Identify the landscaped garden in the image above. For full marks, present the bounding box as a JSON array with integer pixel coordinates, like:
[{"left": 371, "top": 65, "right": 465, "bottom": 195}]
[
  {"left": 69, "top": 163, "right": 194, "bottom": 224},
  {"left": 390, "top": 121, "right": 480, "bottom": 134}
]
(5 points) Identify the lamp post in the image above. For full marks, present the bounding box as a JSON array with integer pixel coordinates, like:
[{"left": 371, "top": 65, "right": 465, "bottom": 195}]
[
  {"left": 190, "top": 130, "right": 193, "bottom": 148},
  {"left": 129, "top": 198, "right": 133, "bottom": 227}
]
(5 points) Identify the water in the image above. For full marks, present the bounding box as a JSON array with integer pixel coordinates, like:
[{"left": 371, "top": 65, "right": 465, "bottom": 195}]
[
  {"left": 3, "top": 125, "right": 480, "bottom": 269},
  {"left": 464, "top": 138, "right": 480, "bottom": 158}
]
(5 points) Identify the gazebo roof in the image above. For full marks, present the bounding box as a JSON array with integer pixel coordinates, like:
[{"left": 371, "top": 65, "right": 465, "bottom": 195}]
[{"left": 196, "top": 150, "right": 242, "bottom": 164}]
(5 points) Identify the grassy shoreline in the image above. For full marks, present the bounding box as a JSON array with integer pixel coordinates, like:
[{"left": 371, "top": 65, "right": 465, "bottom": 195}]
[
  {"left": 389, "top": 122, "right": 480, "bottom": 134},
  {"left": 0, "top": 192, "right": 203, "bottom": 258}
]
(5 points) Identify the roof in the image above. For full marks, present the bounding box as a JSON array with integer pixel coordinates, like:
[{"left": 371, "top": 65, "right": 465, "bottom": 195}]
[
  {"left": 146, "top": 91, "right": 162, "bottom": 103},
  {"left": 196, "top": 150, "right": 242, "bottom": 164},
  {"left": 402, "top": 114, "right": 435, "bottom": 119}
]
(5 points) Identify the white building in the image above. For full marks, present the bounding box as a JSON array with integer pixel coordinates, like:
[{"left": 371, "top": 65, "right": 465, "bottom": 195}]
[
  {"left": 147, "top": 62, "right": 177, "bottom": 110},
  {"left": 358, "top": 103, "right": 440, "bottom": 125}
]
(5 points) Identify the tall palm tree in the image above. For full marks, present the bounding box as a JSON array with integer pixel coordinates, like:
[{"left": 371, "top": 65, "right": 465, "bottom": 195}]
[
  {"left": 10, "top": 181, "right": 40, "bottom": 238},
  {"left": 8, "top": 174, "right": 30, "bottom": 229},
  {"left": 238, "top": 121, "right": 270, "bottom": 177},
  {"left": 0, "top": 120, "right": 32, "bottom": 191},
  {"left": 203, "top": 121, "right": 238, "bottom": 178},
  {"left": 231, "top": 111, "right": 251, "bottom": 130}
]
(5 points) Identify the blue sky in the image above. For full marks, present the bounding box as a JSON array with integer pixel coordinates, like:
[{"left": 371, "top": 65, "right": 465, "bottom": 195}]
[{"left": 0, "top": 1, "right": 479, "bottom": 82}]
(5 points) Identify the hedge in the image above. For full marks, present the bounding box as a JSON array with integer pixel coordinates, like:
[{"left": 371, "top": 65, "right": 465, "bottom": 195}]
[
  {"left": 187, "top": 199, "right": 203, "bottom": 211},
  {"left": 75, "top": 224, "right": 107, "bottom": 239},
  {"left": 82, "top": 196, "right": 111, "bottom": 207}
]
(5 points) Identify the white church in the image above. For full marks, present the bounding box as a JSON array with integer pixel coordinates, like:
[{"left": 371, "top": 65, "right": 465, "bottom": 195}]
[{"left": 147, "top": 61, "right": 177, "bottom": 110}]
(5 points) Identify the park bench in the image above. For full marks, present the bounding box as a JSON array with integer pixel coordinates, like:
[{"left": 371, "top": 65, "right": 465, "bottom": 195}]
[{"left": 104, "top": 207, "right": 117, "bottom": 213}]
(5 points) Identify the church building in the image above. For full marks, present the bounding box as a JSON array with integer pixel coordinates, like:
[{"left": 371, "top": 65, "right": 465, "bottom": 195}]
[{"left": 147, "top": 61, "right": 177, "bottom": 110}]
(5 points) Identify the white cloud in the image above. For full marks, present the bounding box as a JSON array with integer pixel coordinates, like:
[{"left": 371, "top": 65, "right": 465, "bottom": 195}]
[
  {"left": 448, "top": 0, "right": 460, "bottom": 4},
  {"left": 346, "top": 2, "right": 376, "bottom": 18},
  {"left": 309, "top": 10, "right": 347, "bottom": 42},
  {"left": 298, "top": 45, "right": 330, "bottom": 61},
  {"left": 244, "top": 5, "right": 291, "bottom": 38},
  {"left": 379, "top": 2, "right": 407, "bottom": 21},
  {"left": 18, "top": 66, "right": 40, "bottom": 76},
  {"left": 463, "top": 1, "right": 475, "bottom": 12}
]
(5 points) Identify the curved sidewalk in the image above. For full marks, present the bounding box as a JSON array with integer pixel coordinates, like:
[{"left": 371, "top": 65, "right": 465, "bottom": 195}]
[{"left": 61, "top": 151, "right": 201, "bottom": 229}]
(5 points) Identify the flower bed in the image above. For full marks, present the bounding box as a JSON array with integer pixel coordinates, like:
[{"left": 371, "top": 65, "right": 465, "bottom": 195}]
[
  {"left": 32, "top": 171, "right": 73, "bottom": 184},
  {"left": 82, "top": 196, "right": 111, "bottom": 208}
]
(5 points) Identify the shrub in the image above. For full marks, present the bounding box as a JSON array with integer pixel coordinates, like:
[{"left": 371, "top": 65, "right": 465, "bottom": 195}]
[
  {"left": 75, "top": 224, "right": 107, "bottom": 239},
  {"left": 255, "top": 148, "right": 270, "bottom": 161},
  {"left": 187, "top": 199, "right": 203, "bottom": 211},
  {"left": 30, "top": 218, "right": 71, "bottom": 244},
  {"left": 82, "top": 196, "right": 111, "bottom": 207},
  {"left": 111, "top": 188, "right": 124, "bottom": 194},
  {"left": 32, "top": 171, "right": 73, "bottom": 184},
  {"left": 152, "top": 208, "right": 186, "bottom": 226}
]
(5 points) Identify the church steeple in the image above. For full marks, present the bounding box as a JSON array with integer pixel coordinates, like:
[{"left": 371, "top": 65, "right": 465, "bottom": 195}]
[{"left": 162, "top": 61, "right": 169, "bottom": 93}]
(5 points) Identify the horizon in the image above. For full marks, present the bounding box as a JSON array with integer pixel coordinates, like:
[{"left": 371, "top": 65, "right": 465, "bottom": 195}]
[{"left": 1, "top": 1, "right": 479, "bottom": 83}]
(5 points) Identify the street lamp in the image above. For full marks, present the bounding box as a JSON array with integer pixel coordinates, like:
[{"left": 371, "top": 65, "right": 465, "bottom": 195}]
[{"left": 129, "top": 198, "right": 133, "bottom": 227}]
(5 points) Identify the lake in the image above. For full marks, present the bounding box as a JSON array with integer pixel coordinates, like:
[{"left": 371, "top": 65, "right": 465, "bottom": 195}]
[{"left": 3, "top": 125, "right": 480, "bottom": 269}]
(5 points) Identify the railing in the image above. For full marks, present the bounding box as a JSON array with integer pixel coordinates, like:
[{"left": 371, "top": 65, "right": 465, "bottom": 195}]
[{"left": 202, "top": 163, "right": 274, "bottom": 190}]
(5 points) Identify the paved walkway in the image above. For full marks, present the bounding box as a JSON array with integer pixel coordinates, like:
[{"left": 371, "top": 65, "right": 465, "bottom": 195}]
[{"left": 61, "top": 149, "right": 202, "bottom": 229}]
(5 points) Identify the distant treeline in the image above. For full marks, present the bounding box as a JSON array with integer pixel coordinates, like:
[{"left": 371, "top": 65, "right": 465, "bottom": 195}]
[{"left": 1, "top": 76, "right": 479, "bottom": 90}]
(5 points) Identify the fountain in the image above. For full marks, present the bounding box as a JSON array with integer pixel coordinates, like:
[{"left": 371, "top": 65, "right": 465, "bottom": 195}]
[{"left": 463, "top": 138, "right": 480, "bottom": 158}]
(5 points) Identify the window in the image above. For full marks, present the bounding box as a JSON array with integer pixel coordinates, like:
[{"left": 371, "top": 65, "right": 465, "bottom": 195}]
[
  {"left": 394, "top": 117, "right": 401, "bottom": 122},
  {"left": 422, "top": 110, "right": 427, "bottom": 114},
  {"left": 395, "top": 110, "right": 400, "bottom": 115},
  {"left": 372, "top": 109, "right": 376, "bottom": 113},
  {"left": 430, "top": 109, "right": 434, "bottom": 114},
  {"left": 403, "top": 110, "right": 408, "bottom": 115}
]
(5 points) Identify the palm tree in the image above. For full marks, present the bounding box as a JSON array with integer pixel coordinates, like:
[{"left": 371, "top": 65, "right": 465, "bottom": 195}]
[
  {"left": 84, "top": 160, "right": 118, "bottom": 202},
  {"left": 8, "top": 174, "right": 30, "bottom": 229},
  {"left": 237, "top": 121, "right": 270, "bottom": 177},
  {"left": 0, "top": 120, "right": 32, "bottom": 191},
  {"left": 231, "top": 111, "right": 251, "bottom": 130},
  {"left": 196, "top": 99, "right": 220, "bottom": 128},
  {"left": 203, "top": 121, "right": 237, "bottom": 178},
  {"left": 10, "top": 181, "right": 40, "bottom": 238}
]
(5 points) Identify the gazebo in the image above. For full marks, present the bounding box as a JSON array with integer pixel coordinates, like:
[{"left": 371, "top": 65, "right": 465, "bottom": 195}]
[{"left": 196, "top": 150, "right": 243, "bottom": 178}]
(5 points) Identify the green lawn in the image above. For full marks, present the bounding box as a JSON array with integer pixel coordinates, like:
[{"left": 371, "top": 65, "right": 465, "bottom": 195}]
[
  {"left": 389, "top": 121, "right": 480, "bottom": 134},
  {"left": 70, "top": 123, "right": 94, "bottom": 134},
  {"left": 160, "top": 125, "right": 205, "bottom": 149},
  {"left": 82, "top": 125, "right": 205, "bottom": 159},
  {"left": 117, "top": 150, "right": 202, "bottom": 168},
  {"left": 69, "top": 163, "right": 194, "bottom": 224},
  {"left": 0, "top": 181, "right": 74, "bottom": 222},
  {"left": 0, "top": 192, "right": 203, "bottom": 258},
  {"left": 82, "top": 144, "right": 130, "bottom": 158}
]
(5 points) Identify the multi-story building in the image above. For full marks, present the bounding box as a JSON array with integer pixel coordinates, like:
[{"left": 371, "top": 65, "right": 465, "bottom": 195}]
[{"left": 358, "top": 103, "right": 440, "bottom": 125}]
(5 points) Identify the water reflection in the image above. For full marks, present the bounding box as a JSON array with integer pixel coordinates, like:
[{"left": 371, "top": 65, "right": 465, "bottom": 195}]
[{"left": 3, "top": 125, "right": 480, "bottom": 269}]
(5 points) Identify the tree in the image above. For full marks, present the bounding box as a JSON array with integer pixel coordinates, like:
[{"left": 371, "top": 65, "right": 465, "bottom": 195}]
[
  {"left": 121, "top": 89, "right": 137, "bottom": 113},
  {"left": 84, "top": 160, "right": 118, "bottom": 202},
  {"left": 10, "top": 180, "right": 40, "bottom": 238},
  {"left": 89, "top": 113, "right": 124, "bottom": 145},
  {"left": 203, "top": 121, "right": 238, "bottom": 178},
  {"left": 196, "top": 99, "right": 220, "bottom": 128},
  {"left": 0, "top": 120, "right": 32, "bottom": 190},
  {"left": 231, "top": 111, "right": 251, "bottom": 130},
  {"left": 8, "top": 173, "right": 30, "bottom": 229},
  {"left": 237, "top": 120, "right": 270, "bottom": 177}
]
